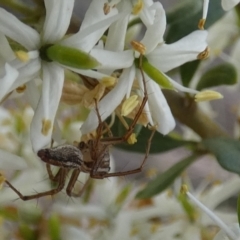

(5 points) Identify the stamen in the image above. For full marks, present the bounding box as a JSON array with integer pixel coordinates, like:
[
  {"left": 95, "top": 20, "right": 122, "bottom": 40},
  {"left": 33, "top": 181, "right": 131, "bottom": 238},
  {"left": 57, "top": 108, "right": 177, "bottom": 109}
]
[
  {"left": 131, "top": 41, "right": 146, "bottom": 55},
  {"left": 195, "top": 90, "right": 223, "bottom": 102},
  {"left": 16, "top": 85, "right": 27, "bottom": 93},
  {"left": 198, "top": 19, "right": 206, "bottom": 30},
  {"left": 121, "top": 95, "right": 139, "bottom": 116},
  {"left": 103, "top": 3, "right": 111, "bottom": 15},
  {"left": 61, "top": 81, "right": 88, "bottom": 105},
  {"left": 41, "top": 119, "right": 52, "bottom": 136},
  {"left": 127, "top": 133, "right": 137, "bottom": 144},
  {"left": 101, "top": 76, "right": 116, "bottom": 87},
  {"left": 15, "top": 50, "right": 29, "bottom": 62},
  {"left": 197, "top": 47, "right": 210, "bottom": 60},
  {"left": 81, "top": 84, "right": 105, "bottom": 108},
  {"left": 132, "top": 0, "right": 144, "bottom": 15}
]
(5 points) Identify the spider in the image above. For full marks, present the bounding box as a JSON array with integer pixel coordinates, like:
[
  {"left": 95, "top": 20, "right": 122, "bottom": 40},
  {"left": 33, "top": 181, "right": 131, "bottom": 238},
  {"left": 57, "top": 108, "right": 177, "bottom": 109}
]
[{"left": 4, "top": 57, "right": 156, "bottom": 201}]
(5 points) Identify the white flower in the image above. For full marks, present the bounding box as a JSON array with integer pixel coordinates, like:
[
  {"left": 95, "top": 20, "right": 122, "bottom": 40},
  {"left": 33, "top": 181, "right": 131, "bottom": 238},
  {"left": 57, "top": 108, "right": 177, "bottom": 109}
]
[
  {"left": 81, "top": 0, "right": 208, "bottom": 135},
  {"left": 0, "top": 0, "right": 133, "bottom": 152}
]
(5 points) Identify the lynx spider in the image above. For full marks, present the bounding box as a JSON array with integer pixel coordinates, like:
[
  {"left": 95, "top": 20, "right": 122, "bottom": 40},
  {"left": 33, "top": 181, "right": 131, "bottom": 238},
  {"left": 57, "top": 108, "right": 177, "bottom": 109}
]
[{"left": 5, "top": 56, "right": 155, "bottom": 200}]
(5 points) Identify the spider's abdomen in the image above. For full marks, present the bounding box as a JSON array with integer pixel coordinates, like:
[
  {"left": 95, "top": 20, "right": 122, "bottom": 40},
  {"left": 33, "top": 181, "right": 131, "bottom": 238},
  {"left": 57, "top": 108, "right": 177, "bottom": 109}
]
[{"left": 37, "top": 145, "right": 83, "bottom": 169}]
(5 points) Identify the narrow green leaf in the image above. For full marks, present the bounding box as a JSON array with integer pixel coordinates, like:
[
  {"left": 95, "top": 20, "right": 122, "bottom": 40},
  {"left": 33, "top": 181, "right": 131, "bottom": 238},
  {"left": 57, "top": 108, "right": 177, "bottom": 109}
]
[
  {"left": 115, "top": 184, "right": 132, "bottom": 205},
  {"left": 136, "top": 154, "right": 199, "bottom": 199},
  {"left": 196, "top": 63, "right": 237, "bottom": 90},
  {"left": 237, "top": 193, "right": 240, "bottom": 227},
  {"left": 140, "top": 57, "right": 174, "bottom": 89},
  {"left": 46, "top": 45, "right": 100, "bottom": 69},
  {"left": 108, "top": 117, "right": 196, "bottom": 153},
  {"left": 202, "top": 138, "right": 240, "bottom": 174},
  {"left": 167, "top": 0, "right": 202, "bottom": 25},
  {"left": 48, "top": 214, "right": 61, "bottom": 240},
  {"left": 180, "top": 60, "right": 200, "bottom": 87}
]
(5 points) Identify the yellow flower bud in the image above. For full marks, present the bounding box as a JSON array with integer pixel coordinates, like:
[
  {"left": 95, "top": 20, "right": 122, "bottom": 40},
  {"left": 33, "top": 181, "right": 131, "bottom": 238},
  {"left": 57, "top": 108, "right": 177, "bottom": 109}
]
[{"left": 121, "top": 95, "right": 139, "bottom": 116}]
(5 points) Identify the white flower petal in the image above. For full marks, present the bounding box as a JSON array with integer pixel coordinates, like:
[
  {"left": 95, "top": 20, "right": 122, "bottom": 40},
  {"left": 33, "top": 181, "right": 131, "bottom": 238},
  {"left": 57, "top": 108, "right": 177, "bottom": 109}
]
[
  {"left": 0, "top": 149, "right": 27, "bottom": 169},
  {"left": 90, "top": 49, "right": 134, "bottom": 69},
  {"left": 146, "top": 78, "right": 175, "bottom": 134},
  {"left": 105, "top": 1, "right": 131, "bottom": 51},
  {"left": 213, "top": 223, "right": 240, "bottom": 240},
  {"left": 111, "top": 212, "right": 132, "bottom": 240},
  {"left": 201, "top": 176, "right": 240, "bottom": 209},
  {"left": 61, "top": 226, "right": 91, "bottom": 240},
  {"left": 141, "top": 2, "right": 166, "bottom": 53},
  {"left": 0, "top": 8, "right": 40, "bottom": 50},
  {"left": 61, "top": 1, "right": 122, "bottom": 52},
  {"left": 9, "top": 59, "right": 41, "bottom": 92},
  {"left": 64, "top": 66, "right": 111, "bottom": 79},
  {"left": 147, "top": 30, "right": 208, "bottom": 72},
  {"left": 30, "top": 63, "right": 64, "bottom": 152},
  {"left": 43, "top": 0, "right": 75, "bottom": 43},
  {"left": 164, "top": 73, "right": 198, "bottom": 94},
  {"left": 0, "top": 63, "right": 19, "bottom": 101},
  {"left": 222, "top": 0, "right": 240, "bottom": 10},
  {"left": 136, "top": 70, "right": 153, "bottom": 124},
  {"left": 81, "top": 66, "right": 135, "bottom": 134},
  {"left": 25, "top": 79, "right": 41, "bottom": 110},
  {"left": 182, "top": 225, "right": 201, "bottom": 240},
  {"left": 140, "top": 0, "right": 157, "bottom": 26}
]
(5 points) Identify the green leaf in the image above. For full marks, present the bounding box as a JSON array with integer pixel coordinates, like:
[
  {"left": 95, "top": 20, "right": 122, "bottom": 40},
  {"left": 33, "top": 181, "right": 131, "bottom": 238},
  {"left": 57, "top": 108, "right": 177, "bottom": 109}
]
[
  {"left": 237, "top": 193, "right": 240, "bottom": 227},
  {"left": 115, "top": 184, "right": 132, "bottom": 205},
  {"left": 45, "top": 45, "right": 100, "bottom": 69},
  {"left": 108, "top": 117, "right": 196, "bottom": 153},
  {"left": 139, "top": 57, "right": 174, "bottom": 89},
  {"left": 167, "top": 0, "right": 202, "bottom": 25},
  {"left": 202, "top": 138, "right": 240, "bottom": 174},
  {"left": 196, "top": 63, "right": 237, "bottom": 90},
  {"left": 180, "top": 60, "right": 201, "bottom": 87},
  {"left": 166, "top": 0, "right": 225, "bottom": 43},
  {"left": 48, "top": 214, "right": 61, "bottom": 240},
  {"left": 136, "top": 154, "right": 199, "bottom": 199}
]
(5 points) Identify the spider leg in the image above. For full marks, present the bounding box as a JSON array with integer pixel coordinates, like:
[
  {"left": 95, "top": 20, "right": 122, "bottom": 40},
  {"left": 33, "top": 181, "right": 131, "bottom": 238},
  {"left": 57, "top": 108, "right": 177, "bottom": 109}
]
[
  {"left": 4, "top": 168, "right": 68, "bottom": 201},
  {"left": 66, "top": 169, "right": 80, "bottom": 197},
  {"left": 66, "top": 171, "right": 92, "bottom": 197},
  {"left": 46, "top": 164, "right": 57, "bottom": 181},
  {"left": 101, "top": 55, "right": 148, "bottom": 145},
  {"left": 93, "top": 126, "right": 156, "bottom": 178}
]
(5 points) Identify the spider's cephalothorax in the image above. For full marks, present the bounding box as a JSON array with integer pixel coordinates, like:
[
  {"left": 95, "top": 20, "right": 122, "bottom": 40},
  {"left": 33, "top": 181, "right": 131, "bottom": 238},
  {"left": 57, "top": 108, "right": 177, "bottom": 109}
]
[{"left": 78, "top": 140, "right": 111, "bottom": 177}]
